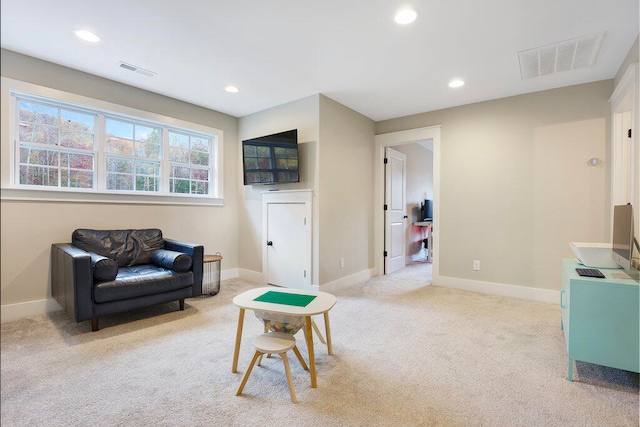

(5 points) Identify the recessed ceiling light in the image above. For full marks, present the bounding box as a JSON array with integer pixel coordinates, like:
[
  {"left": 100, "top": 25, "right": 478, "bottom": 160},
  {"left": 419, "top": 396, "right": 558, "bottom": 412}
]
[
  {"left": 225, "top": 86, "right": 239, "bottom": 93},
  {"left": 74, "top": 30, "right": 101, "bottom": 43},
  {"left": 448, "top": 79, "right": 465, "bottom": 88},
  {"left": 395, "top": 8, "right": 418, "bottom": 25}
]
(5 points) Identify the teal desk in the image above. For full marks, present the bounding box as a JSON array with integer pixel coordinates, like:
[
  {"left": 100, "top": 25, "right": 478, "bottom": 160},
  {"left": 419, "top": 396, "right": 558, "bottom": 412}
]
[{"left": 560, "top": 258, "right": 639, "bottom": 381}]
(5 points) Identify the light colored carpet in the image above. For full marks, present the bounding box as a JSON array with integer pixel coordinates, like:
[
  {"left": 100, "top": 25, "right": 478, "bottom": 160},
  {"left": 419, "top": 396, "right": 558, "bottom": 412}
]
[{"left": 1, "top": 263, "right": 638, "bottom": 426}]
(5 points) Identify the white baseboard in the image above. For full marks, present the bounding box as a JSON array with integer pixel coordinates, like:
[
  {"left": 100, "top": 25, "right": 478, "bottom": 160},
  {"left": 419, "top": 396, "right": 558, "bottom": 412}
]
[
  {"left": 237, "top": 268, "right": 263, "bottom": 284},
  {"left": 320, "top": 268, "right": 374, "bottom": 293},
  {"left": 236, "top": 267, "right": 374, "bottom": 293},
  {"left": 1, "top": 269, "right": 557, "bottom": 323},
  {"left": 2, "top": 268, "right": 242, "bottom": 323},
  {"left": 220, "top": 268, "right": 239, "bottom": 281},
  {"left": 434, "top": 275, "right": 559, "bottom": 304},
  {"left": 236, "top": 268, "right": 319, "bottom": 291},
  {"left": 1, "top": 298, "right": 63, "bottom": 323}
]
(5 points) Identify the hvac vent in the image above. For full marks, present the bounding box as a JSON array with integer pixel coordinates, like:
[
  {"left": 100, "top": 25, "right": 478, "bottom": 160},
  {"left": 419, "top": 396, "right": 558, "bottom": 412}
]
[
  {"left": 117, "top": 61, "right": 157, "bottom": 77},
  {"left": 518, "top": 33, "right": 605, "bottom": 80}
]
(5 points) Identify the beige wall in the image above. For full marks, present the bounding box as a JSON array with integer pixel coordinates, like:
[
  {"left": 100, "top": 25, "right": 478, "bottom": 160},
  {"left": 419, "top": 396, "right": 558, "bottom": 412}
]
[
  {"left": 318, "top": 95, "right": 375, "bottom": 284},
  {"left": 1, "top": 49, "right": 240, "bottom": 307},
  {"left": 238, "top": 95, "right": 320, "bottom": 280},
  {"left": 0, "top": 44, "right": 629, "bottom": 314},
  {"left": 237, "top": 94, "right": 375, "bottom": 287},
  {"left": 377, "top": 81, "right": 613, "bottom": 291}
]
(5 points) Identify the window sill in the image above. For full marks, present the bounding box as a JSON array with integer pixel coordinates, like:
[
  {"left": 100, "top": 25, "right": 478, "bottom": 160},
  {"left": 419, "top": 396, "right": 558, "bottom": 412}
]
[{"left": 0, "top": 187, "right": 224, "bottom": 206}]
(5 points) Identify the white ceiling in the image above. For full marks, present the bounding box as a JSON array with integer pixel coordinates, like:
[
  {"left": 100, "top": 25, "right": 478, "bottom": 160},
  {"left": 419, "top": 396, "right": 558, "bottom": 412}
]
[{"left": 1, "top": 0, "right": 638, "bottom": 122}]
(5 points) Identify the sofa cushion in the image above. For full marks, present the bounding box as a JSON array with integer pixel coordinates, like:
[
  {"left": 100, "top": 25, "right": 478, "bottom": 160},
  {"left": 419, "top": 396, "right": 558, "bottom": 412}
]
[
  {"left": 93, "top": 265, "right": 194, "bottom": 303},
  {"left": 90, "top": 253, "right": 119, "bottom": 282},
  {"left": 72, "top": 229, "right": 165, "bottom": 267},
  {"left": 151, "top": 249, "right": 192, "bottom": 272}
]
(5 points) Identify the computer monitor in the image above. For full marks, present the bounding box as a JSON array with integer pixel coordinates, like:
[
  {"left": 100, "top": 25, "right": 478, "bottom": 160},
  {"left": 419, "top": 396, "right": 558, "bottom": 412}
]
[
  {"left": 423, "top": 199, "right": 433, "bottom": 221},
  {"left": 612, "top": 204, "right": 634, "bottom": 270}
]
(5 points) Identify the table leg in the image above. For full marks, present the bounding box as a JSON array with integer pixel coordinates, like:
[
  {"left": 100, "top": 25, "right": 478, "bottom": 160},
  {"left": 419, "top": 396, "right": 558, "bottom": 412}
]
[
  {"left": 305, "top": 315, "right": 317, "bottom": 388},
  {"left": 232, "top": 308, "right": 245, "bottom": 373},
  {"left": 323, "top": 312, "right": 333, "bottom": 356},
  {"left": 311, "top": 320, "right": 327, "bottom": 344}
]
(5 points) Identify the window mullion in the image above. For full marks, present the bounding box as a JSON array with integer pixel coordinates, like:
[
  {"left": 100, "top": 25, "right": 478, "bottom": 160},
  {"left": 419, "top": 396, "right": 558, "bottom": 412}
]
[
  {"left": 211, "top": 138, "right": 217, "bottom": 198},
  {"left": 161, "top": 127, "right": 170, "bottom": 195},
  {"left": 10, "top": 94, "right": 18, "bottom": 186},
  {"left": 96, "top": 114, "right": 106, "bottom": 190},
  {"left": 57, "top": 107, "right": 62, "bottom": 188}
]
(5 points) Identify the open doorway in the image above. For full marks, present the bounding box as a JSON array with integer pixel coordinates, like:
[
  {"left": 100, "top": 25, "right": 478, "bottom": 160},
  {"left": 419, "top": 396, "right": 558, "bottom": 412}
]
[
  {"left": 392, "top": 142, "right": 434, "bottom": 265},
  {"left": 374, "top": 126, "right": 441, "bottom": 281}
]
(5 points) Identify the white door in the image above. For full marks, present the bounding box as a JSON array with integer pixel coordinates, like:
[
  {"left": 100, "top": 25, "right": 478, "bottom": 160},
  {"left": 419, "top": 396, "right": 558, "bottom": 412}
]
[
  {"left": 266, "top": 202, "right": 309, "bottom": 287},
  {"left": 384, "top": 147, "right": 407, "bottom": 274}
]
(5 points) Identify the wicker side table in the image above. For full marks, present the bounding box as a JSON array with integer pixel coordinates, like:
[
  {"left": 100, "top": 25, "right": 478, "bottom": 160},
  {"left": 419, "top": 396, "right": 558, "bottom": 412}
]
[{"left": 202, "top": 254, "right": 222, "bottom": 296}]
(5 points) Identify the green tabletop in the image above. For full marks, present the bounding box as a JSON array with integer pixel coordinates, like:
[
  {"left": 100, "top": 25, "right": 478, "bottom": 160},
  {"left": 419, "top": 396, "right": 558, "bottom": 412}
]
[{"left": 253, "top": 291, "right": 317, "bottom": 307}]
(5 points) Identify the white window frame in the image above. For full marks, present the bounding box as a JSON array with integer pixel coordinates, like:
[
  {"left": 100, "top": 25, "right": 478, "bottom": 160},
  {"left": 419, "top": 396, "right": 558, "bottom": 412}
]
[{"left": 1, "top": 77, "right": 224, "bottom": 206}]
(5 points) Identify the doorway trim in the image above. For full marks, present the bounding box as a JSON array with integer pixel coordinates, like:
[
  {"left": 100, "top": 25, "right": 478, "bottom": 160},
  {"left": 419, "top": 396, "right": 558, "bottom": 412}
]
[
  {"left": 374, "top": 126, "right": 441, "bottom": 281},
  {"left": 609, "top": 63, "right": 639, "bottom": 239}
]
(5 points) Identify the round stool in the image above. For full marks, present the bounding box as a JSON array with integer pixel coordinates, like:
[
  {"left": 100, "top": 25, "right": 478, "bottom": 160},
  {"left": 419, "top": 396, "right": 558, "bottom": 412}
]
[{"left": 236, "top": 332, "right": 308, "bottom": 403}]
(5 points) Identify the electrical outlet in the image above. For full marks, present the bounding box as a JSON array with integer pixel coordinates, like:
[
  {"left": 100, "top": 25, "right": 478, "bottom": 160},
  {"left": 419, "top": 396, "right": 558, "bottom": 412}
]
[
  {"left": 473, "top": 260, "right": 480, "bottom": 271},
  {"left": 340, "top": 258, "right": 345, "bottom": 268}
]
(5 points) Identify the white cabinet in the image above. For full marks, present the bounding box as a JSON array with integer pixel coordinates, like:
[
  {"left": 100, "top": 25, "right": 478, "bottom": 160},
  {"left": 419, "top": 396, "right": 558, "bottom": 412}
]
[{"left": 262, "top": 190, "right": 312, "bottom": 289}]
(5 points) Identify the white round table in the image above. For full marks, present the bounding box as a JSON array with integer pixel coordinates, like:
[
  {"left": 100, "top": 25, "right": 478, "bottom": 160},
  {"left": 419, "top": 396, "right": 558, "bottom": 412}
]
[{"left": 231, "top": 287, "right": 337, "bottom": 388}]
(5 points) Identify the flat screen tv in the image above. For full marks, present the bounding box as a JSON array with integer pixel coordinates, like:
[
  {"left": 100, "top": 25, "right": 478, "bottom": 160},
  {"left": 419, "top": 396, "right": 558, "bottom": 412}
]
[
  {"left": 612, "top": 204, "right": 634, "bottom": 270},
  {"left": 242, "top": 129, "right": 299, "bottom": 185}
]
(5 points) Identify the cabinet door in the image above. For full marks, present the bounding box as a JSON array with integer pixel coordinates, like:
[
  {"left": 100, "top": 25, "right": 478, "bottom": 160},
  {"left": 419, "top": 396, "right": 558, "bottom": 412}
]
[
  {"left": 266, "top": 202, "right": 310, "bottom": 288},
  {"left": 571, "top": 280, "right": 640, "bottom": 372}
]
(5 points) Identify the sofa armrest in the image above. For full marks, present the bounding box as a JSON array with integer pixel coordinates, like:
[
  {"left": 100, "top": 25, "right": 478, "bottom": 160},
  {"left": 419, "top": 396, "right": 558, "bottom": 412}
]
[
  {"left": 51, "top": 243, "right": 94, "bottom": 322},
  {"left": 164, "top": 239, "right": 204, "bottom": 297}
]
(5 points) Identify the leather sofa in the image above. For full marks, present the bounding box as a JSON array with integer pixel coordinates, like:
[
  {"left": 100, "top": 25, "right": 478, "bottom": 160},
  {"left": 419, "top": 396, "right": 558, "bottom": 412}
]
[{"left": 51, "top": 229, "right": 203, "bottom": 331}]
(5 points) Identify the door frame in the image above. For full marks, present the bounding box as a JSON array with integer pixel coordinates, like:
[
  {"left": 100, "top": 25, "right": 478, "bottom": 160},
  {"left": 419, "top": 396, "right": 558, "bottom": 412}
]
[
  {"left": 374, "top": 126, "right": 441, "bottom": 280},
  {"left": 609, "top": 63, "right": 639, "bottom": 240}
]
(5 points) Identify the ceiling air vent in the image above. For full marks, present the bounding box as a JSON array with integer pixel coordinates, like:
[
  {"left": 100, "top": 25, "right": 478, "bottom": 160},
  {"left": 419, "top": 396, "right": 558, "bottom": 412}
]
[
  {"left": 518, "top": 32, "right": 605, "bottom": 80},
  {"left": 117, "top": 61, "right": 157, "bottom": 77}
]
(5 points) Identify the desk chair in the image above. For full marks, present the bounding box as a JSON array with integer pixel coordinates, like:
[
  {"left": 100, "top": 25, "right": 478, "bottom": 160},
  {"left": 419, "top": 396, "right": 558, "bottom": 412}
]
[{"left": 236, "top": 332, "right": 309, "bottom": 403}]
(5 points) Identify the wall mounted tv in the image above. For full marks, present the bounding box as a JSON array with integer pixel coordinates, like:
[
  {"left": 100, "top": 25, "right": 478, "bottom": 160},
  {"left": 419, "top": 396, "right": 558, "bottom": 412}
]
[{"left": 242, "top": 129, "right": 299, "bottom": 185}]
